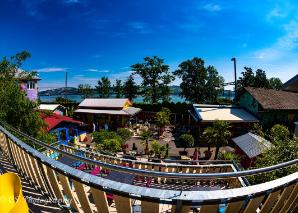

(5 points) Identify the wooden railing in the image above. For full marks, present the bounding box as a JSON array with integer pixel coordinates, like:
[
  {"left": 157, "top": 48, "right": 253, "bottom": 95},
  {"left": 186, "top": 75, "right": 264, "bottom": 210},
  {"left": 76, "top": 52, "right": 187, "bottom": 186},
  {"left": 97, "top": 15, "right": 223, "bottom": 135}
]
[{"left": 0, "top": 125, "right": 297, "bottom": 213}]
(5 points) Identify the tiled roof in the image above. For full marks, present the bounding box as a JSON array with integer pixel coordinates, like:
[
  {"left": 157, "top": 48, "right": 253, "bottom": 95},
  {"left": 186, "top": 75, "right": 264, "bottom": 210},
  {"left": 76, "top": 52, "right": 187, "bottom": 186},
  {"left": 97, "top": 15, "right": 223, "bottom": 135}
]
[
  {"left": 283, "top": 74, "right": 298, "bottom": 92},
  {"left": 245, "top": 87, "right": 298, "bottom": 110},
  {"left": 41, "top": 113, "right": 84, "bottom": 131},
  {"left": 232, "top": 132, "right": 272, "bottom": 158}
]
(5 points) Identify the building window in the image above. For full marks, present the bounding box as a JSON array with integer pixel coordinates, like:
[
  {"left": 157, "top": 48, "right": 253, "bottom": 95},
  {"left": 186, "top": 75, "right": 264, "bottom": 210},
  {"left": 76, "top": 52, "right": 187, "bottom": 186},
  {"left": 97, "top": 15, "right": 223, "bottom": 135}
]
[{"left": 27, "top": 81, "right": 35, "bottom": 90}]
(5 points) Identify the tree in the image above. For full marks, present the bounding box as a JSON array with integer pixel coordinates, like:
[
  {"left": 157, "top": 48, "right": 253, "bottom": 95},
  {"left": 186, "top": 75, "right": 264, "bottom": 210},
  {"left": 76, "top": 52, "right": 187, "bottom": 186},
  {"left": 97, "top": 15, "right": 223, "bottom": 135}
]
[
  {"left": 250, "top": 123, "right": 265, "bottom": 138},
  {"left": 203, "top": 120, "right": 231, "bottom": 159},
  {"left": 179, "top": 134, "right": 194, "bottom": 151},
  {"left": 151, "top": 140, "right": 166, "bottom": 158},
  {"left": 155, "top": 107, "right": 171, "bottom": 138},
  {"left": 270, "top": 124, "right": 290, "bottom": 144},
  {"left": 97, "top": 77, "right": 111, "bottom": 98},
  {"left": 236, "top": 67, "right": 283, "bottom": 100},
  {"left": 92, "top": 130, "right": 123, "bottom": 153},
  {"left": 254, "top": 69, "right": 269, "bottom": 88},
  {"left": 174, "top": 57, "right": 224, "bottom": 103},
  {"left": 268, "top": 77, "right": 283, "bottom": 90},
  {"left": 123, "top": 75, "right": 138, "bottom": 101},
  {"left": 218, "top": 151, "right": 241, "bottom": 163},
  {"left": 0, "top": 51, "right": 45, "bottom": 137},
  {"left": 131, "top": 56, "right": 174, "bottom": 103},
  {"left": 78, "top": 84, "right": 92, "bottom": 99},
  {"left": 251, "top": 129, "right": 297, "bottom": 184},
  {"left": 117, "top": 128, "right": 132, "bottom": 142},
  {"left": 140, "top": 130, "right": 153, "bottom": 157},
  {"left": 113, "top": 79, "right": 122, "bottom": 98}
]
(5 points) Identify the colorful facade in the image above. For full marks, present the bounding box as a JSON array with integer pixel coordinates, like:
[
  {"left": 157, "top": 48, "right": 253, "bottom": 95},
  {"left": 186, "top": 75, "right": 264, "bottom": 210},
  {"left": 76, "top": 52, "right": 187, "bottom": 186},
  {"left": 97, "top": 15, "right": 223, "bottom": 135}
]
[{"left": 19, "top": 78, "right": 40, "bottom": 101}]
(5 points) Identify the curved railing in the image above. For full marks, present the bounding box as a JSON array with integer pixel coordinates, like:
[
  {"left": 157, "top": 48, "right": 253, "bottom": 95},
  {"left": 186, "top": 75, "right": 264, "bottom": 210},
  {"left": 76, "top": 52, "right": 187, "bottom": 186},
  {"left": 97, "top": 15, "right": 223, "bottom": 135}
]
[{"left": 0, "top": 124, "right": 297, "bottom": 213}]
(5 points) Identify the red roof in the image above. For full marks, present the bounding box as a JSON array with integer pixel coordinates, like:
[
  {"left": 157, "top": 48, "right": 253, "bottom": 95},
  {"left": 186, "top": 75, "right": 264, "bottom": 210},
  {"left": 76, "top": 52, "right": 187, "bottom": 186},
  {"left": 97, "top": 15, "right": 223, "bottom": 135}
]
[{"left": 41, "top": 113, "right": 84, "bottom": 131}]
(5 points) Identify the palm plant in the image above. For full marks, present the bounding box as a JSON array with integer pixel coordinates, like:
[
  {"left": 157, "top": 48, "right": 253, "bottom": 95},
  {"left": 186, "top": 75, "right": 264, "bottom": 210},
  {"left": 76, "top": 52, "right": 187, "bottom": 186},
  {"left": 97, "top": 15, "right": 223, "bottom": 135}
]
[
  {"left": 156, "top": 107, "right": 171, "bottom": 138},
  {"left": 203, "top": 120, "right": 231, "bottom": 159},
  {"left": 140, "top": 130, "right": 153, "bottom": 157}
]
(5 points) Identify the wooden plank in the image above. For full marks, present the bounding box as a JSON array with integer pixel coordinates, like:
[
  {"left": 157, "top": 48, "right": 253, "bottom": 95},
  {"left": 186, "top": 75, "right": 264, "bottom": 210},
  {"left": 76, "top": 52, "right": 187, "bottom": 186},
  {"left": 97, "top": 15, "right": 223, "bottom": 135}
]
[
  {"left": 73, "top": 180, "right": 93, "bottom": 213},
  {"left": 58, "top": 173, "right": 82, "bottom": 212},
  {"left": 90, "top": 187, "right": 110, "bottom": 213},
  {"left": 280, "top": 183, "right": 298, "bottom": 213},
  {"left": 271, "top": 183, "right": 296, "bottom": 213},
  {"left": 45, "top": 166, "right": 64, "bottom": 201},
  {"left": 259, "top": 189, "right": 282, "bottom": 213},
  {"left": 225, "top": 199, "right": 245, "bottom": 213},
  {"left": 29, "top": 155, "right": 47, "bottom": 191},
  {"left": 114, "top": 195, "right": 132, "bottom": 213},
  {"left": 141, "top": 200, "right": 160, "bottom": 213},
  {"left": 199, "top": 204, "right": 219, "bottom": 213},
  {"left": 243, "top": 195, "right": 265, "bottom": 213},
  {"left": 171, "top": 204, "right": 190, "bottom": 213}
]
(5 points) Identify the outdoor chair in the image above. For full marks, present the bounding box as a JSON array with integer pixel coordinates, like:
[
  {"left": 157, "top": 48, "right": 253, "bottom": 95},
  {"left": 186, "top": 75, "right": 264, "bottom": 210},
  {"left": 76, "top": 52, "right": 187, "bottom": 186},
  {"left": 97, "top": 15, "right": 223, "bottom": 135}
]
[
  {"left": 77, "top": 163, "right": 86, "bottom": 171},
  {"left": 90, "top": 166, "right": 101, "bottom": 176}
]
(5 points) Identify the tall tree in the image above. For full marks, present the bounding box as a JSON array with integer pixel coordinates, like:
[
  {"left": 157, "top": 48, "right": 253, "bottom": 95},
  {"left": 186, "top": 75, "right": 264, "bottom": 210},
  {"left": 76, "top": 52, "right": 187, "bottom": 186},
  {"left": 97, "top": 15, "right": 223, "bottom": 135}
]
[
  {"left": 0, "top": 51, "right": 44, "bottom": 136},
  {"left": 268, "top": 77, "right": 283, "bottom": 90},
  {"left": 123, "top": 75, "right": 138, "bottom": 101},
  {"left": 131, "top": 56, "right": 174, "bottom": 103},
  {"left": 78, "top": 84, "right": 92, "bottom": 99},
  {"left": 174, "top": 57, "right": 224, "bottom": 103},
  {"left": 155, "top": 107, "right": 171, "bottom": 138},
  {"left": 236, "top": 67, "right": 282, "bottom": 100},
  {"left": 97, "top": 77, "right": 111, "bottom": 98},
  {"left": 203, "top": 120, "right": 231, "bottom": 159},
  {"left": 113, "top": 79, "right": 122, "bottom": 98}
]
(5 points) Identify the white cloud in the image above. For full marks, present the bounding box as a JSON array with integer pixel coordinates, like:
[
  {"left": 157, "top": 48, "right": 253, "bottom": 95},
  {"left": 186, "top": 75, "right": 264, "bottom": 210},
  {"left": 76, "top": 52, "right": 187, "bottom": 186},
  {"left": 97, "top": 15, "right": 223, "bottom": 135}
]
[
  {"left": 64, "top": 0, "right": 80, "bottom": 4},
  {"left": 36, "top": 67, "right": 68, "bottom": 73},
  {"left": 127, "top": 22, "right": 153, "bottom": 34},
  {"left": 203, "top": 3, "right": 222, "bottom": 12},
  {"left": 267, "top": 8, "right": 287, "bottom": 20},
  {"left": 85, "top": 69, "right": 110, "bottom": 73}
]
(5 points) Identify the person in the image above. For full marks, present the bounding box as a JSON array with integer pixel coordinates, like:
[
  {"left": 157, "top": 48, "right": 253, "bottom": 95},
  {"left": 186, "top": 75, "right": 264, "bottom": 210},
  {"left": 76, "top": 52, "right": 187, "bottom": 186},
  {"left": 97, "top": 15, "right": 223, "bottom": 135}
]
[
  {"left": 92, "top": 122, "right": 96, "bottom": 132},
  {"left": 104, "top": 123, "right": 109, "bottom": 130}
]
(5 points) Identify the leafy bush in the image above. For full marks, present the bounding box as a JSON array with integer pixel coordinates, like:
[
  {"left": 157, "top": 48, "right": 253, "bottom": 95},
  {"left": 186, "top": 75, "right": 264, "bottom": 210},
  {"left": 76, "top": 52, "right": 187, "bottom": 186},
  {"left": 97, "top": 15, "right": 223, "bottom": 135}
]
[
  {"left": 179, "top": 133, "right": 194, "bottom": 151},
  {"left": 93, "top": 130, "right": 123, "bottom": 153},
  {"left": 151, "top": 140, "right": 166, "bottom": 158},
  {"left": 270, "top": 124, "right": 290, "bottom": 144},
  {"left": 117, "top": 128, "right": 132, "bottom": 142}
]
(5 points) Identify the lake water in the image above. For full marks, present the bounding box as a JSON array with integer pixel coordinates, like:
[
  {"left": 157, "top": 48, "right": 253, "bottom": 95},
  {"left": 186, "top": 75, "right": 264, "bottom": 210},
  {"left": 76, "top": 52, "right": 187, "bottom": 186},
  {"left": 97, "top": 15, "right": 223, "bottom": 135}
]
[{"left": 39, "top": 93, "right": 233, "bottom": 103}]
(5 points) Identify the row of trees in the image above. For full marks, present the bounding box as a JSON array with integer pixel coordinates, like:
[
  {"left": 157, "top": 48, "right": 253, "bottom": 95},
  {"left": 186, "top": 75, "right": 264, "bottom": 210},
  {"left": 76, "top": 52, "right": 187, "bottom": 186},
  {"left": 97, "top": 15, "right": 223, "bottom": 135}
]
[
  {"left": 78, "top": 56, "right": 225, "bottom": 104},
  {"left": 236, "top": 67, "right": 283, "bottom": 100}
]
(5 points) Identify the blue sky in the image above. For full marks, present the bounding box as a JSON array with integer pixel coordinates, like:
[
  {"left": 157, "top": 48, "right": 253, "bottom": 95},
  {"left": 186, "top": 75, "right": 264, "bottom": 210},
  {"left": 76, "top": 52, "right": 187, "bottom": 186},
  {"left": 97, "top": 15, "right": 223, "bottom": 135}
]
[{"left": 0, "top": 0, "right": 297, "bottom": 90}]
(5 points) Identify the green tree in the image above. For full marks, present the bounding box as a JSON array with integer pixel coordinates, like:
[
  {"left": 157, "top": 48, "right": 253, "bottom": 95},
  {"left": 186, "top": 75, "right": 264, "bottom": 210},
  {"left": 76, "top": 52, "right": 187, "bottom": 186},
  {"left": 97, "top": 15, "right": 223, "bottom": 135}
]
[
  {"left": 97, "top": 77, "right": 111, "bottom": 98},
  {"left": 92, "top": 130, "right": 123, "bottom": 153},
  {"left": 113, "top": 79, "right": 122, "bottom": 98},
  {"left": 218, "top": 151, "right": 241, "bottom": 163},
  {"left": 250, "top": 123, "right": 265, "bottom": 138},
  {"left": 0, "top": 51, "right": 44, "bottom": 136},
  {"left": 236, "top": 67, "right": 283, "bottom": 99},
  {"left": 78, "top": 84, "right": 92, "bottom": 99},
  {"left": 123, "top": 75, "right": 138, "bottom": 101},
  {"left": 140, "top": 130, "right": 153, "bottom": 157},
  {"left": 117, "top": 128, "right": 132, "bottom": 142},
  {"left": 270, "top": 124, "right": 290, "bottom": 144},
  {"left": 174, "top": 57, "right": 224, "bottom": 103},
  {"left": 131, "top": 56, "right": 174, "bottom": 103},
  {"left": 155, "top": 107, "right": 171, "bottom": 138},
  {"left": 251, "top": 136, "right": 298, "bottom": 184},
  {"left": 151, "top": 140, "right": 166, "bottom": 158},
  {"left": 268, "top": 77, "right": 283, "bottom": 90},
  {"left": 203, "top": 120, "right": 231, "bottom": 159},
  {"left": 179, "top": 133, "right": 194, "bottom": 151}
]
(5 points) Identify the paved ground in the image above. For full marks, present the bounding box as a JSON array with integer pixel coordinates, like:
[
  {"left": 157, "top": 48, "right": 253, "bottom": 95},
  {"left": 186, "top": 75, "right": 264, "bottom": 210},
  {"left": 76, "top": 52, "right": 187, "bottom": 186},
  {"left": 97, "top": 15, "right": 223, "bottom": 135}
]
[
  {"left": 125, "top": 126, "right": 234, "bottom": 160},
  {"left": 0, "top": 151, "right": 67, "bottom": 213}
]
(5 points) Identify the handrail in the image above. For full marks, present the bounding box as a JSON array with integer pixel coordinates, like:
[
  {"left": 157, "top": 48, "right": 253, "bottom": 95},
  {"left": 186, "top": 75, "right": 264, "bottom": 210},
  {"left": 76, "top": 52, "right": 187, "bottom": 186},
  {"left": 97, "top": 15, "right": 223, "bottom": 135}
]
[
  {"left": 1, "top": 123, "right": 297, "bottom": 180},
  {"left": 0, "top": 124, "right": 297, "bottom": 204}
]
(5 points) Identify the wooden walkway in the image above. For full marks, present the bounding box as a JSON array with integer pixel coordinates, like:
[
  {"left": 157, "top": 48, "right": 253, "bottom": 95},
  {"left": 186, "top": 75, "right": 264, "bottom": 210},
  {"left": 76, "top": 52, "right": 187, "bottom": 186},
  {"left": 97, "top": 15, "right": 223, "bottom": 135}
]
[{"left": 0, "top": 151, "right": 67, "bottom": 213}]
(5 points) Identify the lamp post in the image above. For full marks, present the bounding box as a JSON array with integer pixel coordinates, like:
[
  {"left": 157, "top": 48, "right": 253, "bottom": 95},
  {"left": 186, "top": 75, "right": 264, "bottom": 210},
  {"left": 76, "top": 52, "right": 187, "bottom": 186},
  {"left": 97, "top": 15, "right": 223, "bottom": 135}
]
[{"left": 231, "top": 57, "right": 237, "bottom": 99}]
